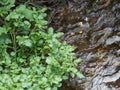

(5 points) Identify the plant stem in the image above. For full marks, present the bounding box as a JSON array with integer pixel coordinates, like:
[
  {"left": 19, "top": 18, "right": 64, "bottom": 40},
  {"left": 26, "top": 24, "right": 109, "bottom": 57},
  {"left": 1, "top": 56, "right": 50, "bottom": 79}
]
[{"left": 10, "top": 28, "right": 17, "bottom": 61}]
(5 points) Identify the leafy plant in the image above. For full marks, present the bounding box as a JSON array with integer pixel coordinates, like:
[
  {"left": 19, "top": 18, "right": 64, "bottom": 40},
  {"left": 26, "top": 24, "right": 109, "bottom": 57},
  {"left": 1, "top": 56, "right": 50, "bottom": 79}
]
[
  {"left": 0, "top": 1, "right": 83, "bottom": 90},
  {"left": 96, "top": 0, "right": 99, "bottom": 2},
  {"left": 0, "top": 0, "right": 15, "bottom": 16}
]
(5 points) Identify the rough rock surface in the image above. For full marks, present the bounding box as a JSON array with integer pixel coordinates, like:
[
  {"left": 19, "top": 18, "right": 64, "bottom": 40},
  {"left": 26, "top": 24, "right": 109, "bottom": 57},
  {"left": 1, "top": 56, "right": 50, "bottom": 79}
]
[{"left": 48, "top": 0, "right": 120, "bottom": 90}]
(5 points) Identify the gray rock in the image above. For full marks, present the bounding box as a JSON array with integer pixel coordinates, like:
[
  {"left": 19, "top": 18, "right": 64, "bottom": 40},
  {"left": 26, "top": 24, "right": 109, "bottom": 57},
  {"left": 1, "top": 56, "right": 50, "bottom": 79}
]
[
  {"left": 91, "top": 84, "right": 116, "bottom": 90},
  {"left": 103, "top": 71, "right": 120, "bottom": 83},
  {"left": 105, "top": 36, "right": 120, "bottom": 46},
  {"left": 99, "top": 66, "right": 117, "bottom": 76}
]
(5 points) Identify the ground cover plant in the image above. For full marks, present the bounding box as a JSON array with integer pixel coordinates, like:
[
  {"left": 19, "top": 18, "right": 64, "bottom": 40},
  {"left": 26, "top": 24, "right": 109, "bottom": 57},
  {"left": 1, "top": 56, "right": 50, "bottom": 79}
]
[{"left": 0, "top": 0, "right": 83, "bottom": 90}]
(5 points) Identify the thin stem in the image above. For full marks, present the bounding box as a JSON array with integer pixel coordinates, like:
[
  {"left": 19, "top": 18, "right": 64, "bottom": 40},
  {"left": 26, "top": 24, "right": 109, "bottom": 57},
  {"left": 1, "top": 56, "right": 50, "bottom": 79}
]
[{"left": 10, "top": 28, "right": 17, "bottom": 61}]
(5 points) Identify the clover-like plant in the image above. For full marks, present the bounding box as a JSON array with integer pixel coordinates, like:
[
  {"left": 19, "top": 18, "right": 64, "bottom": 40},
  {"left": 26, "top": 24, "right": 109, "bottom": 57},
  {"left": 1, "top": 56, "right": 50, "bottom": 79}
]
[{"left": 0, "top": 1, "right": 83, "bottom": 90}]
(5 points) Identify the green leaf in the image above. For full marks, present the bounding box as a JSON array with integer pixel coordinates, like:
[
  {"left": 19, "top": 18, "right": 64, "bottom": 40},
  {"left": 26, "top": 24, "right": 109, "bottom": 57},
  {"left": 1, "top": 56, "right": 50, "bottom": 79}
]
[
  {"left": 39, "top": 8, "right": 47, "bottom": 13},
  {"left": 48, "top": 27, "right": 54, "bottom": 34},
  {"left": 24, "top": 21, "right": 31, "bottom": 28},
  {"left": 62, "top": 76, "right": 68, "bottom": 80},
  {"left": 0, "top": 27, "right": 8, "bottom": 35},
  {"left": 54, "top": 77, "right": 62, "bottom": 82},
  {"left": 10, "top": 52, "right": 16, "bottom": 56},
  {"left": 22, "top": 82, "right": 32, "bottom": 88},
  {"left": 74, "top": 58, "right": 82, "bottom": 65},
  {"left": 0, "top": 66, "right": 3, "bottom": 71},
  {"left": 76, "top": 72, "right": 84, "bottom": 78},
  {"left": 46, "top": 58, "right": 51, "bottom": 64},
  {"left": 24, "top": 39, "right": 32, "bottom": 47},
  {"left": 45, "top": 88, "right": 51, "bottom": 90}
]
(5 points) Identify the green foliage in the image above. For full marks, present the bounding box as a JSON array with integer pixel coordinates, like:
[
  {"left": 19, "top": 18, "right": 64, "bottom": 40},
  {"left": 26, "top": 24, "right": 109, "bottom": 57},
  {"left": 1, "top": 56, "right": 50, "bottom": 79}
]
[
  {"left": 60, "top": 0, "right": 66, "bottom": 3},
  {"left": 0, "top": 1, "right": 83, "bottom": 90},
  {"left": 0, "top": 0, "right": 15, "bottom": 16},
  {"left": 96, "top": 0, "right": 99, "bottom": 2}
]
